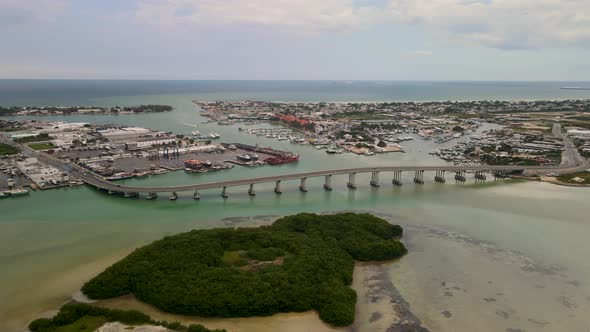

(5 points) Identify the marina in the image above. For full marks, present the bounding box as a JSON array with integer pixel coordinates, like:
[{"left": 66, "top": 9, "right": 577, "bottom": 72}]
[{"left": 1, "top": 81, "right": 589, "bottom": 332}]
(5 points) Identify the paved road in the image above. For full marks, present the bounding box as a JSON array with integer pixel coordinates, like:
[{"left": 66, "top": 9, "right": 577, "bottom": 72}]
[
  {"left": 552, "top": 123, "right": 589, "bottom": 169},
  {"left": 3, "top": 133, "right": 587, "bottom": 194}
]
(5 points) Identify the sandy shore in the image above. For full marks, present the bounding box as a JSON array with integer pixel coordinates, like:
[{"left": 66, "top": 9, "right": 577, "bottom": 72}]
[
  {"left": 96, "top": 295, "right": 343, "bottom": 332},
  {"left": 94, "top": 261, "right": 427, "bottom": 332}
]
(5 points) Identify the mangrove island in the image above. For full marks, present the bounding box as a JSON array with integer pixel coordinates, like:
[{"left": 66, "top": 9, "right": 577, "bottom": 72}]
[{"left": 79, "top": 213, "right": 407, "bottom": 327}]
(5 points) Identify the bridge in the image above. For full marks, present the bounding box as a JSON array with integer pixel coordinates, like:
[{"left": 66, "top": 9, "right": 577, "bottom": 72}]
[
  {"left": 2, "top": 133, "right": 586, "bottom": 200},
  {"left": 78, "top": 164, "right": 570, "bottom": 199}
]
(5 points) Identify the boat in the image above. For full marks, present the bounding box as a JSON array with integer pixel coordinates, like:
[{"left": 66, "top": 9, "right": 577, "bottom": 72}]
[
  {"left": 5, "top": 188, "right": 29, "bottom": 196},
  {"left": 237, "top": 154, "right": 252, "bottom": 161},
  {"left": 326, "top": 148, "right": 338, "bottom": 154},
  {"left": 106, "top": 172, "right": 134, "bottom": 181},
  {"left": 146, "top": 192, "right": 157, "bottom": 200},
  {"left": 0, "top": 192, "right": 7, "bottom": 199},
  {"left": 170, "top": 192, "right": 178, "bottom": 201},
  {"left": 150, "top": 169, "right": 168, "bottom": 175},
  {"left": 124, "top": 192, "right": 139, "bottom": 198},
  {"left": 208, "top": 132, "right": 220, "bottom": 139},
  {"left": 227, "top": 144, "right": 237, "bottom": 150},
  {"left": 192, "top": 130, "right": 200, "bottom": 136},
  {"left": 184, "top": 159, "right": 203, "bottom": 170},
  {"left": 264, "top": 154, "right": 299, "bottom": 165},
  {"left": 203, "top": 160, "right": 212, "bottom": 167}
]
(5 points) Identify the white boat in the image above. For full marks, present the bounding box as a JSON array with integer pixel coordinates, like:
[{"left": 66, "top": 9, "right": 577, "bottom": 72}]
[
  {"left": 0, "top": 192, "right": 7, "bottom": 199},
  {"left": 146, "top": 192, "right": 157, "bottom": 200},
  {"left": 170, "top": 192, "right": 178, "bottom": 201},
  {"left": 150, "top": 169, "right": 168, "bottom": 175},
  {"left": 192, "top": 130, "right": 200, "bottom": 136},
  {"left": 5, "top": 188, "right": 29, "bottom": 196},
  {"left": 208, "top": 132, "right": 220, "bottom": 139}
]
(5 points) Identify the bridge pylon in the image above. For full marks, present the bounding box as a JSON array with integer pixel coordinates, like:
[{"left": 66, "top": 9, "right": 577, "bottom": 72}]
[
  {"left": 274, "top": 180, "right": 282, "bottom": 194},
  {"left": 299, "top": 177, "right": 308, "bottom": 192},
  {"left": 324, "top": 175, "right": 333, "bottom": 191},
  {"left": 435, "top": 170, "right": 446, "bottom": 183},
  {"left": 392, "top": 170, "right": 403, "bottom": 186},
  {"left": 414, "top": 170, "right": 425, "bottom": 184},
  {"left": 370, "top": 171, "right": 380, "bottom": 187},
  {"left": 347, "top": 173, "right": 357, "bottom": 189}
]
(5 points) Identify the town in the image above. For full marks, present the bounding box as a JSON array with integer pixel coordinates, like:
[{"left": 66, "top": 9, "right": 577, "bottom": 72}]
[
  {"left": 0, "top": 104, "right": 173, "bottom": 116},
  {"left": 1, "top": 98, "right": 590, "bottom": 199},
  {"left": 0, "top": 119, "right": 299, "bottom": 198},
  {"left": 196, "top": 100, "right": 590, "bottom": 169}
]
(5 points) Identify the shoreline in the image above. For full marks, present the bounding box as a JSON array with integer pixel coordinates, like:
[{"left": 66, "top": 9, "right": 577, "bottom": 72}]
[{"left": 90, "top": 261, "right": 428, "bottom": 332}]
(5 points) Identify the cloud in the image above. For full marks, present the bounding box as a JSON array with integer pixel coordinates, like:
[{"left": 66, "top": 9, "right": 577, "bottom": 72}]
[
  {"left": 136, "top": 0, "right": 386, "bottom": 31},
  {"left": 407, "top": 50, "right": 433, "bottom": 57},
  {"left": 0, "top": 0, "right": 66, "bottom": 27},
  {"left": 134, "top": 0, "right": 590, "bottom": 49},
  {"left": 387, "top": 0, "right": 590, "bottom": 49}
]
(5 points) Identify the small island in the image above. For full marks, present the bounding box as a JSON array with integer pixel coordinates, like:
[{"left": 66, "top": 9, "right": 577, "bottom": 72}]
[
  {"left": 74, "top": 213, "right": 406, "bottom": 328},
  {"left": 0, "top": 105, "right": 173, "bottom": 116}
]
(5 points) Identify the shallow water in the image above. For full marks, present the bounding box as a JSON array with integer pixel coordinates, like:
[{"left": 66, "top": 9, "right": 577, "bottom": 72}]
[{"left": 1, "top": 87, "right": 590, "bottom": 331}]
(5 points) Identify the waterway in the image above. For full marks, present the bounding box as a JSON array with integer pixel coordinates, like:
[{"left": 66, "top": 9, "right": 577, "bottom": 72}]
[{"left": 1, "top": 81, "right": 590, "bottom": 331}]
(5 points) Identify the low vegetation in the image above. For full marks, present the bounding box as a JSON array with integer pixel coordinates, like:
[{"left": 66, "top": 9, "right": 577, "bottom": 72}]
[
  {"left": 557, "top": 171, "right": 590, "bottom": 185},
  {"left": 81, "top": 213, "right": 407, "bottom": 327},
  {"left": 28, "top": 142, "right": 56, "bottom": 150},
  {"left": 14, "top": 133, "right": 52, "bottom": 143},
  {"left": 0, "top": 142, "right": 19, "bottom": 155},
  {"left": 28, "top": 303, "right": 226, "bottom": 332}
]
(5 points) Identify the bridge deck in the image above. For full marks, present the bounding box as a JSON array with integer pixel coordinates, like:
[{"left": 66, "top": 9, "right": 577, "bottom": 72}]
[{"left": 80, "top": 165, "right": 553, "bottom": 193}]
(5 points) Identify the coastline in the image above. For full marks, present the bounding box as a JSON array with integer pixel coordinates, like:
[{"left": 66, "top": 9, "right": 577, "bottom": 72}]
[{"left": 90, "top": 261, "right": 427, "bottom": 332}]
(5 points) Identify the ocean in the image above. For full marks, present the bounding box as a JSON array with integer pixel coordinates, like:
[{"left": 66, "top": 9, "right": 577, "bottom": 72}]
[{"left": 1, "top": 80, "right": 589, "bottom": 332}]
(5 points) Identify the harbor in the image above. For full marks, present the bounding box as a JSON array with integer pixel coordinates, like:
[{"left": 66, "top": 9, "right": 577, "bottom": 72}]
[{"left": 1, "top": 81, "right": 589, "bottom": 332}]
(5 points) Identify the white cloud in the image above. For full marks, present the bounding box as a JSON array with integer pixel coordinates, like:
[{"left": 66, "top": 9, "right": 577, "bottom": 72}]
[
  {"left": 136, "top": 0, "right": 386, "bottom": 31},
  {"left": 0, "top": 0, "right": 66, "bottom": 27},
  {"left": 387, "top": 0, "right": 590, "bottom": 49},
  {"left": 135, "top": 0, "right": 590, "bottom": 49}
]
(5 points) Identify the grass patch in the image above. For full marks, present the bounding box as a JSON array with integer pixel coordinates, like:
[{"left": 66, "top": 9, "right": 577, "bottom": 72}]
[
  {"left": 557, "top": 171, "right": 590, "bottom": 184},
  {"left": 15, "top": 133, "right": 52, "bottom": 143},
  {"left": 221, "top": 251, "right": 248, "bottom": 267},
  {"left": 0, "top": 143, "right": 19, "bottom": 155},
  {"left": 28, "top": 142, "right": 55, "bottom": 150},
  {"left": 54, "top": 316, "right": 108, "bottom": 332}
]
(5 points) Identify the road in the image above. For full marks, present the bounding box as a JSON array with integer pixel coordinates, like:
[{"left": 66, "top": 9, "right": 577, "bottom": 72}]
[
  {"left": 552, "top": 123, "right": 589, "bottom": 169},
  {"left": 2, "top": 132, "right": 588, "bottom": 194}
]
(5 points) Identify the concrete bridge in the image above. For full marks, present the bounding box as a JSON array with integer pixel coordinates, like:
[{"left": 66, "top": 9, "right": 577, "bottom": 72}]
[
  {"left": 79, "top": 164, "right": 564, "bottom": 199},
  {"left": 2, "top": 133, "right": 584, "bottom": 200}
]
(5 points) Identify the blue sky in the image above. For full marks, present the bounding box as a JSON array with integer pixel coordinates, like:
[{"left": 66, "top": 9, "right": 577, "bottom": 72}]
[{"left": 1, "top": 0, "right": 589, "bottom": 80}]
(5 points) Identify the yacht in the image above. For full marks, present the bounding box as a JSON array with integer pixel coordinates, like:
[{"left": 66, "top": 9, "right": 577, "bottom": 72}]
[
  {"left": 146, "top": 192, "right": 157, "bottom": 200},
  {"left": 192, "top": 130, "right": 200, "bottom": 136},
  {"left": 170, "top": 192, "right": 178, "bottom": 201}
]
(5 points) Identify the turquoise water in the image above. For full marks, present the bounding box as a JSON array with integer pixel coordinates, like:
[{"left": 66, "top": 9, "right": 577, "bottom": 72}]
[{"left": 1, "top": 82, "right": 589, "bottom": 331}]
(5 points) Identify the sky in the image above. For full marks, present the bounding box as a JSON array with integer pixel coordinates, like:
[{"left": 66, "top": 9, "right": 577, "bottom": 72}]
[{"left": 0, "top": 0, "right": 589, "bottom": 81}]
